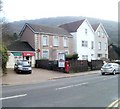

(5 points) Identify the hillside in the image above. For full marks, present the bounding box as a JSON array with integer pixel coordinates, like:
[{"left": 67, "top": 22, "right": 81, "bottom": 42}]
[{"left": 2, "top": 16, "right": 118, "bottom": 46}]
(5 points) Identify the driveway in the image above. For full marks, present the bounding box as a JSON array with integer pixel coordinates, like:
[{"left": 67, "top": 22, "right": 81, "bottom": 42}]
[{"left": 1, "top": 68, "right": 100, "bottom": 85}]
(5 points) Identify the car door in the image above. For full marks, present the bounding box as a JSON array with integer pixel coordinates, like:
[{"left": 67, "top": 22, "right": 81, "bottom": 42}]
[{"left": 114, "top": 64, "right": 119, "bottom": 72}]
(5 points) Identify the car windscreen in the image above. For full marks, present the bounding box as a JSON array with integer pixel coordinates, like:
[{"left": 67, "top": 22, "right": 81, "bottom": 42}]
[
  {"left": 22, "top": 61, "right": 30, "bottom": 66},
  {"left": 103, "top": 64, "right": 112, "bottom": 67}
]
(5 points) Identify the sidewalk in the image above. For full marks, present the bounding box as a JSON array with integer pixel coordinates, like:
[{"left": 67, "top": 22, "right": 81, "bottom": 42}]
[{"left": 1, "top": 68, "right": 101, "bottom": 86}]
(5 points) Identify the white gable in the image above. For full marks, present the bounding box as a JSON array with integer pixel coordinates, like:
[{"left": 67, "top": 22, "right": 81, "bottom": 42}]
[
  {"left": 72, "top": 19, "right": 95, "bottom": 61},
  {"left": 96, "top": 23, "right": 109, "bottom": 38}
]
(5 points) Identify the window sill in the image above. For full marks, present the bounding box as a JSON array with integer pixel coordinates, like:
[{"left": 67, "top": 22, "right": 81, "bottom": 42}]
[
  {"left": 64, "top": 46, "right": 68, "bottom": 48},
  {"left": 43, "top": 45, "right": 49, "bottom": 47},
  {"left": 53, "top": 45, "right": 59, "bottom": 47}
]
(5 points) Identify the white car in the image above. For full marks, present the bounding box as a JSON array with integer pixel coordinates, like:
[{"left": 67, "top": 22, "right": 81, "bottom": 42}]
[{"left": 101, "top": 63, "right": 120, "bottom": 75}]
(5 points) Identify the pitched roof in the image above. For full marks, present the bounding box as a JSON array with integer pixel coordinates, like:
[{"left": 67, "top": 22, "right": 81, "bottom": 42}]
[
  {"left": 59, "top": 19, "right": 85, "bottom": 32},
  {"left": 20, "top": 23, "right": 72, "bottom": 37},
  {"left": 7, "top": 40, "right": 35, "bottom": 51},
  {"left": 91, "top": 23, "right": 100, "bottom": 31}
]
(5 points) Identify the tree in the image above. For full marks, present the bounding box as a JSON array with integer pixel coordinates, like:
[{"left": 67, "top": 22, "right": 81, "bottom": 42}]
[
  {"left": 0, "top": 43, "right": 9, "bottom": 74},
  {"left": 0, "top": 0, "right": 9, "bottom": 75}
]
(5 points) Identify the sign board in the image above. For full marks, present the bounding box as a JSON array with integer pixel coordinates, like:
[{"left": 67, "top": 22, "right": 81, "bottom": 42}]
[{"left": 58, "top": 53, "right": 65, "bottom": 67}]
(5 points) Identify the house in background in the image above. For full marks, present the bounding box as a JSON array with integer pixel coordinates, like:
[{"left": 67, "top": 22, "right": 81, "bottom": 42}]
[
  {"left": 108, "top": 44, "right": 120, "bottom": 61},
  {"left": 91, "top": 23, "right": 109, "bottom": 60},
  {"left": 7, "top": 41, "right": 35, "bottom": 68},
  {"left": 19, "top": 23, "right": 73, "bottom": 61},
  {"left": 59, "top": 19, "right": 109, "bottom": 61},
  {"left": 59, "top": 19, "right": 95, "bottom": 61}
]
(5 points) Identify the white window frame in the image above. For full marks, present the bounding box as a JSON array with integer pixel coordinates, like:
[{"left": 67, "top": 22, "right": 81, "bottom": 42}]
[
  {"left": 102, "top": 32, "right": 104, "bottom": 38},
  {"left": 53, "top": 36, "right": 59, "bottom": 46},
  {"left": 91, "top": 41, "right": 94, "bottom": 49},
  {"left": 105, "top": 43, "right": 107, "bottom": 51},
  {"left": 98, "top": 42, "right": 101, "bottom": 50},
  {"left": 82, "top": 41, "right": 88, "bottom": 47},
  {"left": 105, "top": 54, "right": 107, "bottom": 58},
  {"left": 98, "top": 31, "right": 100, "bottom": 37},
  {"left": 82, "top": 55, "right": 88, "bottom": 60},
  {"left": 85, "top": 29, "right": 88, "bottom": 34},
  {"left": 42, "top": 49, "right": 49, "bottom": 59},
  {"left": 42, "top": 35, "right": 49, "bottom": 46},
  {"left": 97, "top": 54, "right": 102, "bottom": 58},
  {"left": 63, "top": 37, "right": 68, "bottom": 47}
]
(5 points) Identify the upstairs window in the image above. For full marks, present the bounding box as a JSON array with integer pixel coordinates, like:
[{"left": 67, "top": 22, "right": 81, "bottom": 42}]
[
  {"left": 102, "top": 32, "right": 104, "bottom": 38},
  {"left": 91, "top": 41, "right": 94, "bottom": 49},
  {"left": 98, "top": 42, "right": 101, "bottom": 50},
  {"left": 42, "top": 35, "right": 48, "bottom": 46},
  {"left": 53, "top": 36, "right": 59, "bottom": 46},
  {"left": 64, "top": 37, "right": 68, "bottom": 47},
  {"left": 98, "top": 31, "right": 100, "bottom": 37},
  {"left": 85, "top": 29, "right": 88, "bottom": 34},
  {"left": 82, "top": 41, "right": 88, "bottom": 47},
  {"left": 105, "top": 43, "right": 107, "bottom": 51}
]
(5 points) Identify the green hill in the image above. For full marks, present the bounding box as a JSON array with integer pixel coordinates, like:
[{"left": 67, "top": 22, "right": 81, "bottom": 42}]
[{"left": 2, "top": 16, "right": 118, "bottom": 46}]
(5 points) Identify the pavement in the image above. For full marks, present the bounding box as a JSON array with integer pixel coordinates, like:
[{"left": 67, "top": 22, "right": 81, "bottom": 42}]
[{"left": 1, "top": 68, "right": 101, "bottom": 86}]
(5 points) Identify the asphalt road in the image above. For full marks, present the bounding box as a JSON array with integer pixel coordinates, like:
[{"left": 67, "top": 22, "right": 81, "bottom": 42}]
[{"left": 2, "top": 72, "right": 120, "bottom": 107}]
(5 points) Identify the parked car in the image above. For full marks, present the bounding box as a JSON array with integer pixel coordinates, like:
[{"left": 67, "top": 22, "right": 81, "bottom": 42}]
[
  {"left": 14, "top": 60, "right": 32, "bottom": 74},
  {"left": 101, "top": 63, "right": 120, "bottom": 75}
]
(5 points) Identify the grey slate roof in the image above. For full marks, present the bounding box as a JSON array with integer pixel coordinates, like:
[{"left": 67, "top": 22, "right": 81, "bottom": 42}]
[
  {"left": 21, "top": 23, "right": 72, "bottom": 37},
  {"left": 7, "top": 40, "right": 35, "bottom": 51},
  {"left": 59, "top": 19, "right": 85, "bottom": 32},
  {"left": 91, "top": 23, "right": 100, "bottom": 31}
]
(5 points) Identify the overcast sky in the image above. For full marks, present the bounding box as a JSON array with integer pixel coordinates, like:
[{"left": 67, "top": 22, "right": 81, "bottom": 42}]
[{"left": 2, "top": 0, "right": 119, "bottom": 22}]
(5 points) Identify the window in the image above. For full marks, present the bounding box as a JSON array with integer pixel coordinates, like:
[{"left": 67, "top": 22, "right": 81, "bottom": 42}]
[
  {"left": 98, "top": 31, "right": 100, "bottom": 37},
  {"left": 97, "top": 54, "right": 102, "bottom": 58},
  {"left": 82, "top": 41, "right": 88, "bottom": 47},
  {"left": 105, "top": 54, "right": 107, "bottom": 58},
  {"left": 64, "top": 51, "right": 69, "bottom": 55},
  {"left": 42, "top": 50, "right": 49, "bottom": 59},
  {"left": 105, "top": 43, "right": 107, "bottom": 51},
  {"left": 98, "top": 42, "right": 101, "bottom": 50},
  {"left": 85, "top": 29, "right": 87, "bottom": 34},
  {"left": 102, "top": 32, "right": 104, "bottom": 38},
  {"left": 64, "top": 37, "right": 68, "bottom": 47},
  {"left": 82, "top": 55, "right": 88, "bottom": 60},
  {"left": 42, "top": 35, "right": 48, "bottom": 46},
  {"left": 91, "top": 41, "right": 94, "bottom": 49},
  {"left": 53, "top": 36, "right": 59, "bottom": 46}
]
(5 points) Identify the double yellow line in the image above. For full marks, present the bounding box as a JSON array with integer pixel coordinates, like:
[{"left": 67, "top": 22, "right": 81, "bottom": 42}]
[{"left": 106, "top": 98, "right": 120, "bottom": 109}]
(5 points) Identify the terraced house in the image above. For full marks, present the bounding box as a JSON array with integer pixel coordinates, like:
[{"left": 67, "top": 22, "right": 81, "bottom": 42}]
[
  {"left": 59, "top": 19, "right": 109, "bottom": 61},
  {"left": 7, "top": 19, "right": 109, "bottom": 68},
  {"left": 91, "top": 23, "right": 108, "bottom": 60},
  {"left": 20, "top": 23, "right": 73, "bottom": 60}
]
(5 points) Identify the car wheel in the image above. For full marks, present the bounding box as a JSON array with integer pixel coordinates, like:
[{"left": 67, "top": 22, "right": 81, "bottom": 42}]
[
  {"left": 102, "top": 73, "right": 105, "bottom": 75},
  {"left": 113, "top": 70, "right": 116, "bottom": 75}
]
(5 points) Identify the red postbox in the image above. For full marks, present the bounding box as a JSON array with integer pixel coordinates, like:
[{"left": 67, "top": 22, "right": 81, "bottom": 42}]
[{"left": 65, "top": 61, "right": 70, "bottom": 73}]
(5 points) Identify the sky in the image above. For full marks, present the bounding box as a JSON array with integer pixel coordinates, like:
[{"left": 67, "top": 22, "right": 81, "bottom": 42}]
[{"left": 2, "top": 0, "right": 119, "bottom": 22}]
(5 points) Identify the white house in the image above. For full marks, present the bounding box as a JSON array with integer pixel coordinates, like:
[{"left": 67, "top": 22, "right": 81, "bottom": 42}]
[
  {"left": 60, "top": 19, "right": 96, "bottom": 61},
  {"left": 91, "top": 23, "right": 109, "bottom": 60}
]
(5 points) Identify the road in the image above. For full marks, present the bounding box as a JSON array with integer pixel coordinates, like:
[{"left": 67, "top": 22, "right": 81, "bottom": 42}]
[{"left": 2, "top": 71, "right": 120, "bottom": 107}]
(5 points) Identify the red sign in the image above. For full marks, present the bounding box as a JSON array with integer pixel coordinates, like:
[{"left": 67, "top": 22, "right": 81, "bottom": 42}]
[
  {"left": 22, "top": 52, "right": 34, "bottom": 56},
  {"left": 37, "top": 49, "right": 40, "bottom": 52}
]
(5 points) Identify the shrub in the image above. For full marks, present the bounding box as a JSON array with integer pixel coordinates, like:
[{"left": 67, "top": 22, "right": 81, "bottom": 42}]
[{"left": 66, "top": 53, "right": 79, "bottom": 60}]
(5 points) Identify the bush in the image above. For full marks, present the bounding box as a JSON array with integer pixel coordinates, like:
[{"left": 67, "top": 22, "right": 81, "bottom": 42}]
[{"left": 66, "top": 53, "right": 79, "bottom": 60}]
